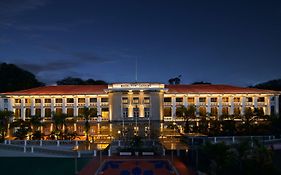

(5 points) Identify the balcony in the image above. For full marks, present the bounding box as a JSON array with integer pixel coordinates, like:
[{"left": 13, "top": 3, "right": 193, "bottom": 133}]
[
  {"left": 210, "top": 102, "right": 218, "bottom": 106},
  {"left": 164, "top": 102, "right": 172, "bottom": 106},
  {"left": 35, "top": 103, "right": 41, "bottom": 107},
  {"left": 101, "top": 102, "right": 108, "bottom": 106},
  {"left": 78, "top": 103, "right": 86, "bottom": 106},
  {"left": 25, "top": 103, "right": 31, "bottom": 107},
  {"left": 89, "top": 102, "right": 97, "bottom": 107},
  {"left": 55, "top": 103, "right": 62, "bottom": 107},
  {"left": 233, "top": 102, "right": 241, "bottom": 106},
  {"left": 176, "top": 102, "right": 183, "bottom": 106},
  {"left": 221, "top": 102, "right": 230, "bottom": 106},
  {"left": 245, "top": 102, "right": 253, "bottom": 106},
  {"left": 44, "top": 103, "right": 51, "bottom": 107},
  {"left": 66, "top": 103, "right": 75, "bottom": 107},
  {"left": 198, "top": 102, "right": 206, "bottom": 106},
  {"left": 257, "top": 102, "right": 266, "bottom": 106}
]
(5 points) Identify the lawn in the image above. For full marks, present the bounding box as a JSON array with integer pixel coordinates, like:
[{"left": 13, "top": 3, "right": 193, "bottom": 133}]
[{"left": 0, "top": 157, "right": 91, "bottom": 175}]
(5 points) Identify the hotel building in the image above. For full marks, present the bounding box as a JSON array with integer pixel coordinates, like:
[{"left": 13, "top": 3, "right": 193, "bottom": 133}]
[{"left": 0, "top": 83, "right": 279, "bottom": 122}]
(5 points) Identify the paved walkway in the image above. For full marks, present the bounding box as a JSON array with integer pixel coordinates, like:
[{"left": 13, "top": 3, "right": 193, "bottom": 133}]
[{"left": 79, "top": 156, "right": 191, "bottom": 175}]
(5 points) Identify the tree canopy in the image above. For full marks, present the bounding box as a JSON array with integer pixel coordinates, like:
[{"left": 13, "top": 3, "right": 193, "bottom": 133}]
[
  {"left": 56, "top": 77, "right": 107, "bottom": 85},
  {"left": 252, "top": 78, "right": 281, "bottom": 91},
  {"left": 0, "top": 63, "right": 44, "bottom": 92}
]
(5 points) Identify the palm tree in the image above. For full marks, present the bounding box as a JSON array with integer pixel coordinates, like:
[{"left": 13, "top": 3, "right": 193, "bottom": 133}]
[
  {"left": 10, "top": 119, "right": 30, "bottom": 140},
  {"left": 29, "top": 115, "right": 43, "bottom": 140},
  {"left": 80, "top": 107, "right": 97, "bottom": 142},
  {"left": 0, "top": 110, "right": 13, "bottom": 141},
  {"left": 52, "top": 112, "right": 68, "bottom": 140}
]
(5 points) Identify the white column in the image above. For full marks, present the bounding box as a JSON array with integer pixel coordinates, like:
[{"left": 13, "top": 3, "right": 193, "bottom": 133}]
[
  {"left": 139, "top": 91, "right": 144, "bottom": 117},
  {"left": 171, "top": 95, "right": 176, "bottom": 118},
  {"left": 51, "top": 98, "right": 55, "bottom": 114},
  {"left": 128, "top": 92, "right": 133, "bottom": 118},
  {"left": 253, "top": 96, "right": 258, "bottom": 109},
  {"left": 85, "top": 97, "right": 90, "bottom": 107},
  {"left": 31, "top": 98, "right": 35, "bottom": 116},
  {"left": 74, "top": 97, "right": 78, "bottom": 117},
  {"left": 275, "top": 95, "right": 279, "bottom": 115},
  {"left": 266, "top": 96, "right": 271, "bottom": 115},
  {"left": 8, "top": 98, "right": 14, "bottom": 111},
  {"left": 229, "top": 96, "right": 234, "bottom": 115},
  {"left": 218, "top": 96, "right": 222, "bottom": 116},
  {"left": 97, "top": 96, "right": 102, "bottom": 116},
  {"left": 183, "top": 96, "right": 188, "bottom": 108},
  {"left": 21, "top": 98, "right": 25, "bottom": 120},
  {"left": 62, "top": 97, "right": 67, "bottom": 114},
  {"left": 195, "top": 96, "right": 199, "bottom": 117},
  {"left": 241, "top": 96, "right": 246, "bottom": 115},
  {"left": 41, "top": 97, "right": 45, "bottom": 118},
  {"left": 206, "top": 96, "right": 211, "bottom": 114}
]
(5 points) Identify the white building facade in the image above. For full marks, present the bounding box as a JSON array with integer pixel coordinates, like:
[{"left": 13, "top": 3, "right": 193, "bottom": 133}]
[{"left": 0, "top": 83, "right": 279, "bottom": 122}]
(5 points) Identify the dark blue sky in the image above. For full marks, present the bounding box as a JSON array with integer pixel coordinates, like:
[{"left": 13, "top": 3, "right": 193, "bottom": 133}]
[{"left": 0, "top": 0, "right": 280, "bottom": 86}]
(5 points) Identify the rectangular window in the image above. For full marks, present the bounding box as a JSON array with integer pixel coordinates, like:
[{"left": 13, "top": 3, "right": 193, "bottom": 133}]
[
  {"left": 133, "top": 97, "right": 139, "bottom": 104},
  {"left": 211, "top": 98, "right": 217, "bottom": 102},
  {"left": 90, "top": 98, "right": 97, "bottom": 103},
  {"left": 67, "top": 98, "right": 74, "bottom": 103},
  {"left": 188, "top": 97, "right": 194, "bottom": 103},
  {"left": 25, "top": 99, "right": 31, "bottom": 103},
  {"left": 257, "top": 97, "right": 265, "bottom": 102},
  {"left": 45, "top": 99, "right": 51, "bottom": 103},
  {"left": 35, "top": 99, "right": 41, "bottom": 103},
  {"left": 15, "top": 99, "right": 21, "bottom": 103},
  {"left": 176, "top": 97, "right": 183, "bottom": 102},
  {"left": 123, "top": 108, "right": 128, "bottom": 118},
  {"left": 144, "top": 97, "right": 150, "bottom": 104},
  {"left": 144, "top": 108, "right": 150, "bottom": 117},
  {"left": 56, "top": 98, "right": 62, "bottom": 103},
  {"left": 199, "top": 97, "right": 206, "bottom": 103},
  {"left": 35, "top": 108, "right": 41, "bottom": 116},
  {"left": 122, "top": 97, "right": 128, "bottom": 104},
  {"left": 247, "top": 97, "right": 253, "bottom": 102},
  {"left": 101, "top": 98, "right": 108, "bottom": 102},
  {"left": 222, "top": 97, "right": 229, "bottom": 102},
  {"left": 234, "top": 97, "right": 240, "bottom": 102},
  {"left": 45, "top": 108, "right": 51, "bottom": 117},
  {"left": 164, "top": 97, "right": 171, "bottom": 102},
  {"left": 3, "top": 99, "right": 8, "bottom": 103},
  {"left": 78, "top": 98, "right": 85, "bottom": 103}
]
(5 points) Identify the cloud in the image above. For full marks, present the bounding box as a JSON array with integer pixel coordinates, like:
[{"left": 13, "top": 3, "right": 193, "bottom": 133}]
[{"left": 0, "top": 0, "right": 49, "bottom": 17}]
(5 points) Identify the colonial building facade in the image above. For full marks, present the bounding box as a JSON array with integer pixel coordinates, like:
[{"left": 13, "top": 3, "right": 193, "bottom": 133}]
[{"left": 0, "top": 83, "right": 279, "bottom": 122}]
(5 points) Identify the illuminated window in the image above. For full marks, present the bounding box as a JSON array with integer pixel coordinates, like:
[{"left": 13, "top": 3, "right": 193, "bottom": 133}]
[
  {"left": 234, "top": 107, "right": 240, "bottom": 116},
  {"left": 78, "top": 98, "right": 85, "bottom": 103},
  {"left": 35, "top": 108, "right": 41, "bottom": 116},
  {"left": 164, "top": 107, "right": 172, "bottom": 116},
  {"left": 15, "top": 99, "right": 21, "bottom": 103},
  {"left": 45, "top": 99, "right": 51, "bottom": 103},
  {"left": 222, "top": 107, "right": 229, "bottom": 115},
  {"left": 67, "top": 108, "right": 74, "bottom": 116},
  {"left": 25, "top": 108, "right": 31, "bottom": 118},
  {"left": 199, "top": 97, "right": 206, "bottom": 103},
  {"left": 246, "top": 97, "right": 253, "bottom": 102},
  {"left": 45, "top": 108, "right": 51, "bottom": 117},
  {"left": 211, "top": 107, "right": 218, "bottom": 116},
  {"left": 25, "top": 99, "right": 31, "bottom": 103},
  {"left": 164, "top": 97, "right": 171, "bottom": 102},
  {"left": 15, "top": 108, "right": 21, "bottom": 118},
  {"left": 56, "top": 98, "right": 62, "bottom": 103},
  {"left": 222, "top": 97, "right": 229, "bottom": 102},
  {"left": 35, "top": 99, "right": 41, "bottom": 103},
  {"left": 133, "top": 108, "right": 139, "bottom": 117},
  {"left": 211, "top": 98, "right": 217, "bottom": 102},
  {"left": 144, "top": 97, "right": 150, "bottom": 104},
  {"left": 56, "top": 108, "right": 62, "bottom": 114},
  {"left": 257, "top": 97, "right": 265, "bottom": 102},
  {"left": 122, "top": 97, "right": 128, "bottom": 104},
  {"left": 187, "top": 97, "right": 194, "bottom": 103},
  {"left": 78, "top": 108, "right": 84, "bottom": 116},
  {"left": 67, "top": 98, "right": 74, "bottom": 103},
  {"left": 90, "top": 98, "right": 97, "bottom": 103},
  {"left": 199, "top": 107, "right": 206, "bottom": 116},
  {"left": 133, "top": 97, "right": 139, "bottom": 104},
  {"left": 234, "top": 97, "right": 240, "bottom": 102}
]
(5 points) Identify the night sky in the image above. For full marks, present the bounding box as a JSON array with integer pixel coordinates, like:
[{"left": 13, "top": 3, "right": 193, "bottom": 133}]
[{"left": 0, "top": 0, "right": 280, "bottom": 86}]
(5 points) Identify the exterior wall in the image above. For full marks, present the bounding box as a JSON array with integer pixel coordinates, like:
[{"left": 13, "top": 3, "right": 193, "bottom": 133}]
[{"left": 109, "top": 92, "right": 122, "bottom": 121}]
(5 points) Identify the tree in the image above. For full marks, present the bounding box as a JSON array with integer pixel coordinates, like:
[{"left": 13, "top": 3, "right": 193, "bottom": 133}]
[
  {"left": 176, "top": 105, "right": 187, "bottom": 118},
  {"left": 0, "top": 63, "right": 44, "bottom": 92},
  {"left": 52, "top": 112, "right": 68, "bottom": 140},
  {"left": 56, "top": 77, "right": 107, "bottom": 85},
  {"left": 29, "top": 115, "right": 43, "bottom": 140},
  {"left": 10, "top": 119, "right": 30, "bottom": 140},
  {"left": 80, "top": 107, "right": 97, "bottom": 141},
  {"left": 0, "top": 110, "right": 13, "bottom": 141},
  {"left": 192, "top": 81, "right": 212, "bottom": 85},
  {"left": 168, "top": 75, "right": 182, "bottom": 85},
  {"left": 243, "top": 107, "right": 254, "bottom": 134}
]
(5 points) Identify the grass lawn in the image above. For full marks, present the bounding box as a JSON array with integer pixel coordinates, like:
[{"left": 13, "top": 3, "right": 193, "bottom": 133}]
[{"left": 0, "top": 157, "right": 91, "bottom": 175}]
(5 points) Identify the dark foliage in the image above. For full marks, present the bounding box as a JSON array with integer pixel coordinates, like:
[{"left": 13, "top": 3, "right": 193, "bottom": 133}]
[
  {"left": 56, "top": 77, "right": 107, "bottom": 85},
  {"left": 252, "top": 78, "right": 281, "bottom": 91},
  {"left": 0, "top": 63, "right": 44, "bottom": 92},
  {"left": 192, "top": 81, "right": 212, "bottom": 85}
]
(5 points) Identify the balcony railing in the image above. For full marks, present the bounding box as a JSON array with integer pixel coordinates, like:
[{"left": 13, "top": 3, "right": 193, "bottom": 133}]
[
  {"left": 221, "top": 102, "right": 230, "bottom": 106},
  {"left": 245, "top": 102, "right": 253, "bottom": 106},
  {"left": 164, "top": 102, "right": 171, "bottom": 106},
  {"left": 233, "top": 102, "right": 241, "bottom": 106},
  {"left": 101, "top": 102, "right": 108, "bottom": 106},
  {"left": 210, "top": 102, "right": 218, "bottom": 106},
  {"left": 44, "top": 103, "right": 51, "bottom": 107},
  {"left": 176, "top": 102, "right": 183, "bottom": 106},
  {"left": 198, "top": 102, "right": 206, "bottom": 106},
  {"left": 257, "top": 102, "right": 266, "bottom": 106}
]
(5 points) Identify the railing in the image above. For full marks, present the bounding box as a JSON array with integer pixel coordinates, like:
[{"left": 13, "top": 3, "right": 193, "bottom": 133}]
[
  {"left": 164, "top": 102, "right": 172, "bottom": 106},
  {"left": 101, "top": 102, "right": 108, "bottom": 106},
  {"left": 257, "top": 102, "right": 265, "bottom": 106},
  {"left": 206, "top": 135, "right": 275, "bottom": 145},
  {"left": 44, "top": 103, "right": 51, "bottom": 107},
  {"left": 55, "top": 103, "right": 62, "bottom": 106},
  {"left": 233, "top": 102, "right": 241, "bottom": 106},
  {"left": 245, "top": 102, "right": 253, "bottom": 106},
  {"left": 221, "top": 102, "right": 229, "bottom": 106},
  {"left": 198, "top": 102, "right": 206, "bottom": 106},
  {"left": 176, "top": 102, "right": 183, "bottom": 106},
  {"left": 210, "top": 102, "right": 218, "bottom": 106}
]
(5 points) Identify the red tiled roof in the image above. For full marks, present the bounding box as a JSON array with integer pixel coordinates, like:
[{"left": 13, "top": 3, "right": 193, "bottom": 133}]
[
  {"left": 2, "top": 85, "right": 108, "bottom": 95},
  {"left": 1, "top": 84, "right": 278, "bottom": 95},
  {"left": 165, "top": 84, "right": 277, "bottom": 94}
]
